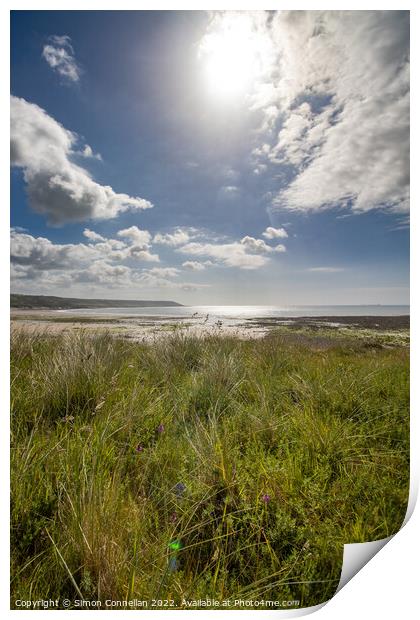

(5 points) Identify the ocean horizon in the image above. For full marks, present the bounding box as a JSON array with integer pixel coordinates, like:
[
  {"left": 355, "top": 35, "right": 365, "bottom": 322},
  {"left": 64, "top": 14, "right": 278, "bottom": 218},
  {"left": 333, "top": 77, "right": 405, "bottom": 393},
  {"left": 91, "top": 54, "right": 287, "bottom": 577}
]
[{"left": 59, "top": 304, "right": 410, "bottom": 323}]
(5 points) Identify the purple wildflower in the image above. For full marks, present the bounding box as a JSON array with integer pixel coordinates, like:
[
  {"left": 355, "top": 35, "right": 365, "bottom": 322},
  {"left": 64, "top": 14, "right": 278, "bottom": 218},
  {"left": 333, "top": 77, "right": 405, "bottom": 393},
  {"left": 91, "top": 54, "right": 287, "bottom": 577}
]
[
  {"left": 262, "top": 493, "right": 271, "bottom": 504},
  {"left": 157, "top": 423, "right": 165, "bottom": 434},
  {"left": 135, "top": 443, "right": 144, "bottom": 453},
  {"left": 174, "top": 482, "right": 186, "bottom": 497}
]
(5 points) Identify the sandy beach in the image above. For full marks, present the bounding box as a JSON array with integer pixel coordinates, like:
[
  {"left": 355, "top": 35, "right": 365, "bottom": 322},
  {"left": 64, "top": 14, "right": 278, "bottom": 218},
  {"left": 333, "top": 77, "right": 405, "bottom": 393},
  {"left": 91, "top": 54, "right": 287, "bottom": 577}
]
[{"left": 10, "top": 309, "right": 268, "bottom": 341}]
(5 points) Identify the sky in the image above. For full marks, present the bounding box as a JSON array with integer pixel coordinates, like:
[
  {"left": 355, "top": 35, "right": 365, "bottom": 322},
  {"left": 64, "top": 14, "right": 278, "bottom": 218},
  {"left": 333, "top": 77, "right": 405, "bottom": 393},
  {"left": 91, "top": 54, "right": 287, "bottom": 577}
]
[{"left": 10, "top": 10, "right": 409, "bottom": 305}]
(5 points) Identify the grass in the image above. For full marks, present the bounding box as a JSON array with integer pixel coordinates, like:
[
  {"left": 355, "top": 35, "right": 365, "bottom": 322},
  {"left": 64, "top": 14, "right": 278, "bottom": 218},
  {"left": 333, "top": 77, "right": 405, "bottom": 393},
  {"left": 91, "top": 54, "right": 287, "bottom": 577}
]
[
  {"left": 11, "top": 315, "right": 128, "bottom": 324},
  {"left": 10, "top": 328, "right": 409, "bottom": 609}
]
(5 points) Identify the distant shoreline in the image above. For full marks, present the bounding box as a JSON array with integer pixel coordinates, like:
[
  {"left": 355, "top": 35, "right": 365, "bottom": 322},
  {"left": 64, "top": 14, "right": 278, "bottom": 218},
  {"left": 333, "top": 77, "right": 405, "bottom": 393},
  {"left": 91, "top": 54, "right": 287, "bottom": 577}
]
[{"left": 10, "top": 293, "right": 183, "bottom": 310}]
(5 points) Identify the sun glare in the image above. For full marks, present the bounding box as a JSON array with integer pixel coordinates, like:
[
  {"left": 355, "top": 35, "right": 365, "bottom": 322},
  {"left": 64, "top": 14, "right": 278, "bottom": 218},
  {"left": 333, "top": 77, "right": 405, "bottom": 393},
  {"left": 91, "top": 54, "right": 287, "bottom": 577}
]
[{"left": 199, "top": 14, "right": 272, "bottom": 100}]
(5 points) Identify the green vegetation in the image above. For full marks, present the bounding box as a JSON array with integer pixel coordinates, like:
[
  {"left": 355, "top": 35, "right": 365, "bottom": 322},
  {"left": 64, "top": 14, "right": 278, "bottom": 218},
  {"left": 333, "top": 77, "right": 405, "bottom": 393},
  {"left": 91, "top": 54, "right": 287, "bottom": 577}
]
[
  {"left": 10, "top": 293, "right": 182, "bottom": 309},
  {"left": 11, "top": 315, "right": 127, "bottom": 324},
  {"left": 269, "top": 324, "right": 411, "bottom": 348},
  {"left": 10, "top": 329, "right": 409, "bottom": 609}
]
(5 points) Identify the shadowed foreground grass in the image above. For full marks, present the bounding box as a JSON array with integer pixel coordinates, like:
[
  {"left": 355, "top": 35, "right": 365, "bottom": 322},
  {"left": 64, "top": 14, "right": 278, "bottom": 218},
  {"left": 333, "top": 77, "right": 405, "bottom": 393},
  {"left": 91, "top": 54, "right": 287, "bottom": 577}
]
[{"left": 10, "top": 329, "right": 409, "bottom": 609}]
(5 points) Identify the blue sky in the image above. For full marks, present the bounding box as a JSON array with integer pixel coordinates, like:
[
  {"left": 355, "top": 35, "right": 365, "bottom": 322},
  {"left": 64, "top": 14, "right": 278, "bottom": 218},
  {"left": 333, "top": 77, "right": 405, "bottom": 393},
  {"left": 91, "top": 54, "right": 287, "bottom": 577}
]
[{"left": 10, "top": 10, "right": 409, "bottom": 304}]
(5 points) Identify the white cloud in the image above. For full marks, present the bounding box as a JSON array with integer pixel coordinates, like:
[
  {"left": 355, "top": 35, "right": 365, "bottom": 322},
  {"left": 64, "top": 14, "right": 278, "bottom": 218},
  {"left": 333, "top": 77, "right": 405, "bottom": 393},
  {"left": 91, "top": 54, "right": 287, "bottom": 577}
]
[
  {"left": 82, "top": 145, "right": 102, "bottom": 161},
  {"left": 42, "top": 35, "right": 81, "bottom": 83},
  {"left": 10, "top": 229, "right": 208, "bottom": 294},
  {"left": 273, "top": 244, "right": 286, "bottom": 253},
  {"left": 203, "top": 11, "right": 409, "bottom": 214},
  {"left": 270, "top": 103, "right": 315, "bottom": 166},
  {"left": 94, "top": 238, "right": 130, "bottom": 261},
  {"left": 74, "top": 260, "right": 133, "bottom": 286},
  {"left": 262, "top": 226, "right": 288, "bottom": 239},
  {"left": 307, "top": 266, "right": 345, "bottom": 273},
  {"left": 182, "top": 261, "right": 207, "bottom": 271},
  {"left": 11, "top": 263, "right": 74, "bottom": 288},
  {"left": 177, "top": 229, "right": 287, "bottom": 269},
  {"left": 115, "top": 226, "right": 159, "bottom": 262},
  {"left": 83, "top": 228, "right": 106, "bottom": 242},
  {"left": 135, "top": 271, "right": 209, "bottom": 291},
  {"left": 11, "top": 229, "right": 95, "bottom": 270},
  {"left": 178, "top": 241, "right": 268, "bottom": 270},
  {"left": 10, "top": 96, "right": 153, "bottom": 224},
  {"left": 9, "top": 230, "right": 186, "bottom": 292},
  {"left": 153, "top": 228, "right": 192, "bottom": 247},
  {"left": 127, "top": 247, "right": 160, "bottom": 263},
  {"left": 117, "top": 226, "right": 152, "bottom": 248},
  {"left": 10, "top": 229, "right": 161, "bottom": 281},
  {"left": 269, "top": 11, "right": 410, "bottom": 213},
  {"left": 143, "top": 267, "right": 180, "bottom": 278},
  {"left": 240, "top": 236, "right": 272, "bottom": 254},
  {"left": 240, "top": 236, "right": 286, "bottom": 254}
]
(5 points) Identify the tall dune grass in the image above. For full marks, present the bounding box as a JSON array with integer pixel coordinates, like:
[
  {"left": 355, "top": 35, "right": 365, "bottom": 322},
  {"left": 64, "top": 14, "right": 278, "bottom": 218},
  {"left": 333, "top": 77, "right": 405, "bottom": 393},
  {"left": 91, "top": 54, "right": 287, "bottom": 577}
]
[{"left": 10, "top": 329, "right": 409, "bottom": 608}]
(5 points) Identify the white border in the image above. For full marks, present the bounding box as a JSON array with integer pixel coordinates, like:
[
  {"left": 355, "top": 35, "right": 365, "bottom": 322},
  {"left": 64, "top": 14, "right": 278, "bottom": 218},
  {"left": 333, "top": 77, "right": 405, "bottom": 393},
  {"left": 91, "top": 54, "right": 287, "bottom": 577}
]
[{"left": 2, "top": 2, "right": 417, "bottom": 618}]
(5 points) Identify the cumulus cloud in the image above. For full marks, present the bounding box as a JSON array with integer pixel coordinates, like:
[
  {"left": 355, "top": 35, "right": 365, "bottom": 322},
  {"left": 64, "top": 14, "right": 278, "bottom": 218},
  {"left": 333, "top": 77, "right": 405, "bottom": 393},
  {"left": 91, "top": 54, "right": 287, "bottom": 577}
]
[
  {"left": 182, "top": 261, "right": 207, "bottom": 271},
  {"left": 143, "top": 267, "right": 180, "bottom": 278},
  {"left": 11, "top": 229, "right": 95, "bottom": 270},
  {"left": 127, "top": 247, "right": 160, "bottom": 262},
  {"left": 203, "top": 11, "right": 409, "bottom": 214},
  {"left": 10, "top": 96, "right": 153, "bottom": 224},
  {"left": 83, "top": 228, "right": 106, "bottom": 242},
  {"left": 11, "top": 226, "right": 281, "bottom": 292},
  {"left": 42, "top": 35, "right": 81, "bottom": 83},
  {"left": 135, "top": 271, "right": 209, "bottom": 291},
  {"left": 117, "top": 226, "right": 152, "bottom": 248},
  {"left": 262, "top": 226, "right": 288, "bottom": 239},
  {"left": 273, "top": 244, "right": 286, "bottom": 253},
  {"left": 177, "top": 230, "right": 287, "bottom": 269},
  {"left": 240, "top": 236, "right": 273, "bottom": 254},
  {"left": 11, "top": 263, "right": 74, "bottom": 288},
  {"left": 9, "top": 230, "right": 194, "bottom": 292},
  {"left": 93, "top": 238, "right": 129, "bottom": 261},
  {"left": 153, "top": 228, "right": 192, "bottom": 247},
  {"left": 115, "top": 226, "right": 159, "bottom": 262},
  {"left": 179, "top": 241, "right": 262, "bottom": 270},
  {"left": 74, "top": 260, "right": 132, "bottom": 286},
  {"left": 10, "top": 229, "right": 160, "bottom": 280},
  {"left": 240, "top": 236, "right": 286, "bottom": 254}
]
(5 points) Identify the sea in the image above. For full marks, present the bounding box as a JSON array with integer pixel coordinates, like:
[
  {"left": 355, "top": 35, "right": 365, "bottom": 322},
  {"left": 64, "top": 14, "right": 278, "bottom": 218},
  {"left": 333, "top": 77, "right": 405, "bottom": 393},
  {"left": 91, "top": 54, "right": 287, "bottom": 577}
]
[{"left": 59, "top": 305, "right": 410, "bottom": 326}]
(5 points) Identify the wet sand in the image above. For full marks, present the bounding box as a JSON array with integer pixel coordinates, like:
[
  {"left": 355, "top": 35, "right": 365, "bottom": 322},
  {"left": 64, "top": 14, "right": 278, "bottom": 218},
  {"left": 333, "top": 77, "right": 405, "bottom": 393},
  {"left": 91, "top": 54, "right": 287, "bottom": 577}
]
[{"left": 244, "top": 315, "right": 410, "bottom": 330}]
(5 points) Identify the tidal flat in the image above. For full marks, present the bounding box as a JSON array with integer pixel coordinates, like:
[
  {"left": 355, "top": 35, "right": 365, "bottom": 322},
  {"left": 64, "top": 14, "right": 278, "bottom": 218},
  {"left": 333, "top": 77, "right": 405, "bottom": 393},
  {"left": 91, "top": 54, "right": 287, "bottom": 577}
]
[{"left": 10, "top": 310, "right": 410, "bottom": 346}]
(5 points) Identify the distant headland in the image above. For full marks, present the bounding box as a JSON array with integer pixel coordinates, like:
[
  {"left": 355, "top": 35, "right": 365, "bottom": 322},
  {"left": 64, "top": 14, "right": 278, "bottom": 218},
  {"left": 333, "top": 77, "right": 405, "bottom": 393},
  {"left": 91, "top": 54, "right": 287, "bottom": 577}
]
[{"left": 10, "top": 294, "right": 183, "bottom": 310}]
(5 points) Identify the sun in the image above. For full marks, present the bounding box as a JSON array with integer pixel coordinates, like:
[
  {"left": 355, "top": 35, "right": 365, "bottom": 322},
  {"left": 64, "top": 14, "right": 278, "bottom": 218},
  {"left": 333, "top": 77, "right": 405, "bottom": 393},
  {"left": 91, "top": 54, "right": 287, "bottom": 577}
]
[{"left": 199, "top": 14, "right": 272, "bottom": 100}]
